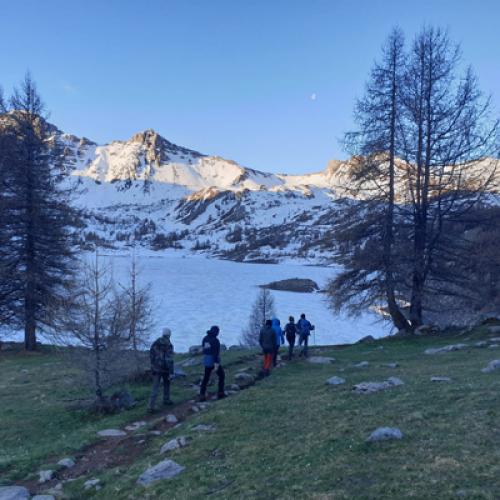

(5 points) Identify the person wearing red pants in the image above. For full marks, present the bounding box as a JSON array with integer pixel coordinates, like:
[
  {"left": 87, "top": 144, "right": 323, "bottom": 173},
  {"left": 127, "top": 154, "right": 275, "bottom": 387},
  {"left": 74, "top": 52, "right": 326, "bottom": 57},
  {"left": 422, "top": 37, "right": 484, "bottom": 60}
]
[{"left": 259, "top": 319, "right": 275, "bottom": 377}]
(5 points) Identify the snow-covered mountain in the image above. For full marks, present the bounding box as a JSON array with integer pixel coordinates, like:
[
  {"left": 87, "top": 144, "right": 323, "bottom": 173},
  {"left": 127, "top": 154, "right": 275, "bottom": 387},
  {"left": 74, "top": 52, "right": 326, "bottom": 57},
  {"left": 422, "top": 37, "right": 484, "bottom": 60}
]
[{"left": 54, "top": 126, "right": 498, "bottom": 263}]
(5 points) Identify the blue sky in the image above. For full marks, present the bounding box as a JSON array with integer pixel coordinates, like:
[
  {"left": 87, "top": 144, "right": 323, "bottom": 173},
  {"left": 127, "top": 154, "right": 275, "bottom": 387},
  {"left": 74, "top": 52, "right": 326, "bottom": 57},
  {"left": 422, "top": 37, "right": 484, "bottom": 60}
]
[{"left": 1, "top": 0, "right": 498, "bottom": 174}]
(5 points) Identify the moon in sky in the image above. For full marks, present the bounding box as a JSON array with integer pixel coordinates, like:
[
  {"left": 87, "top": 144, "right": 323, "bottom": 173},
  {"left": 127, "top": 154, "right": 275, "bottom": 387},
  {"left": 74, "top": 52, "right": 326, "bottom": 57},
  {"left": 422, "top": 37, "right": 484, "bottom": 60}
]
[{"left": 310, "top": 93, "right": 317, "bottom": 101}]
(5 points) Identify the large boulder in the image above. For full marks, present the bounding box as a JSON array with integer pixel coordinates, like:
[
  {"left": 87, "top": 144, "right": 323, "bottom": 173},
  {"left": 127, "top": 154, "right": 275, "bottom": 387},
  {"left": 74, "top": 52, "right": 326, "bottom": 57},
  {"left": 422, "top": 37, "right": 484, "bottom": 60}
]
[
  {"left": 367, "top": 427, "right": 403, "bottom": 442},
  {"left": 260, "top": 278, "right": 319, "bottom": 293},
  {"left": 0, "top": 486, "right": 30, "bottom": 500},
  {"left": 57, "top": 457, "right": 75, "bottom": 468},
  {"left": 188, "top": 345, "right": 204, "bottom": 356},
  {"left": 137, "top": 460, "right": 185, "bottom": 486},
  {"left": 38, "top": 470, "right": 54, "bottom": 483},
  {"left": 357, "top": 335, "right": 375, "bottom": 343}
]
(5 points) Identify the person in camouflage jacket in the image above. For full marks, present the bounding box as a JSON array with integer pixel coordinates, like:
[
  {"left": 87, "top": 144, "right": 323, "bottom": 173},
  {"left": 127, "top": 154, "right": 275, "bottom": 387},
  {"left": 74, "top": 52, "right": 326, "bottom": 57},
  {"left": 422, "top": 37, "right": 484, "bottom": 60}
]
[{"left": 148, "top": 328, "right": 174, "bottom": 412}]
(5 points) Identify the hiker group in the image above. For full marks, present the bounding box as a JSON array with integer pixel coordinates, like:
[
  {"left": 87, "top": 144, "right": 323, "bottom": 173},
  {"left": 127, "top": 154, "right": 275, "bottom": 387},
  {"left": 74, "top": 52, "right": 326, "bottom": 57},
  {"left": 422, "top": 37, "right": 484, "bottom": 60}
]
[
  {"left": 147, "top": 314, "right": 314, "bottom": 412},
  {"left": 258, "top": 313, "right": 314, "bottom": 377}
]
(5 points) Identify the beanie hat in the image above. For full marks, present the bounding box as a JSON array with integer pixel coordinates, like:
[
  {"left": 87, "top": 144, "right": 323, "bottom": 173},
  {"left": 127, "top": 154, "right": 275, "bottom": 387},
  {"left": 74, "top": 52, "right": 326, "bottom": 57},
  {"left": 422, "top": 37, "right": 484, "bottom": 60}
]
[{"left": 162, "top": 327, "right": 172, "bottom": 338}]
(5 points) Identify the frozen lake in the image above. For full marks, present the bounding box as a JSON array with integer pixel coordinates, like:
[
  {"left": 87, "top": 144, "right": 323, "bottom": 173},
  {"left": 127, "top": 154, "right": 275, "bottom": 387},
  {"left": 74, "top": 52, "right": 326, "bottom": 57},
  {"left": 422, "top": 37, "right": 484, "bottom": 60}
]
[
  {"left": 4, "top": 253, "right": 390, "bottom": 352},
  {"left": 103, "top": 253, "right": 389, "bottom": 352}
]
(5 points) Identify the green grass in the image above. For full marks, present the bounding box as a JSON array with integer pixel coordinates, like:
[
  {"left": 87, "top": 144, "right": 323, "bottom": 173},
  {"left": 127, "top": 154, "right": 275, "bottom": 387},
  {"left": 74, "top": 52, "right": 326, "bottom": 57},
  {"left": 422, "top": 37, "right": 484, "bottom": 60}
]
[{"left": 2, "top": 326, "right": 500, "bottom": 498}]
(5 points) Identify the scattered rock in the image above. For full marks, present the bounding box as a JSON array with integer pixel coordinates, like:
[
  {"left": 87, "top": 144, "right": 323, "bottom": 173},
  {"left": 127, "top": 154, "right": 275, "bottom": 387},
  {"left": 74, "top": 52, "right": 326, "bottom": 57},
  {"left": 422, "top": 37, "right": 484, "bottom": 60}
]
[
  {"left": 173, "top": 367, "right": 187, "bottom": 378},
  {"left": 489, "top": 336, "right": 500, "bottom": 342},
  {"left": 424, "top": 344, "right": 468, "bottom": 355},
  {"left": 481, "top": 360, "right": 500, "bottom": 373},
  {"left": 137, "top": 459, "right": 185, "bottom": 486},
  {"left": 489, "top": 344, "right": 499, "bottom": 349},
  {"left": 197, "top": 402, "right": 209, "bottom": 411},
  {"left": 188, "top": 345, "right": 203, "bottom": 356},
  {"left": 57, "top": 458, "right": 75, "bottom": 468},
  {"left": 32, "top": 495, "right": 56, "bottom": 500},
  {"left": 261, "top": 278, "right": 319, "bottom": 293},
  {"left": 165, "top": 414, "right": 178, "bottom": 424},
  {"left": 353, "top": 361, "right": 369, "bottom": 368},
  {"left": 228, "top": 384, "right": 241, "bottom": 391},
  {"left": 473, "top": 341, "right": 488, "bottom": 348},
  {"left": 234, "top": 372, "right": 255, "bottom": 385},
  {"left": 109, "top": 389, "right": 135, "bottom": 410},
  {"left": 487, "top": 325, "right": 500, "bottom": 334},
  {"left": 383, "top": 363, "right": 399, "bottom": 368},
  {"left": 160, "top": 436, "right": 189, "bottom": 454},
  {"left": 97, "top": 429, "right": 127, "bottom": 437},
  {"left": 431, "top": 376, "right": 452, "bottom": 382},
  {"left": 0, "top": 486, "right": 30, "bottom": 500},
  {"left": 190, "top": 405, "right": 200, "bottom": 413},
  {"left": 83, "top": 479, "right": 101, "bottom": 491},
  {"left": 149, "top": 430, "right": 162, "bottom": 436},
  {"left": 125, "top": 421, "right": 147, "bottom": 432},
  {"left": 192, "top": 424, "right": 215, "bottom": 432},
  {"left": 179, "top": 357, "right": 202, "bottom": 367},
  {"left": 367, "top": 427, "right": 403, "bottom": 442},
  {"left": 353, "top": 377, "right": 404, "bottom": 394},
  {"left": 307, "top": 356, "right": 336, "bottom": 365},
  {"left": 39, "top": 470, "right": 54, "bottom": 483},
  {"left": 357, "top": 335, "right": 375, "bottom": 343},
  {"left": 415, "top": 324, "right": 437, "bottom": 336},
  {"left": 326, "top": 376, "right": 346, "bottom": 385}
]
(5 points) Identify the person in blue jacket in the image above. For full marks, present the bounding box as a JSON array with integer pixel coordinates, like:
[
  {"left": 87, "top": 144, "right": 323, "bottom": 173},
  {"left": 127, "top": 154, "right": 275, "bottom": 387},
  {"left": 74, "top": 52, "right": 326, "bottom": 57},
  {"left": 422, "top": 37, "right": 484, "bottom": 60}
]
[
  {"left": 297, "top": 313, "right": 315, "bottom": 357},
  {"left": 199, "top": 325, "right": 225, "bottom": 401},
  {"left": 271, "top": 318, "right": 285, "bottom": 367}
]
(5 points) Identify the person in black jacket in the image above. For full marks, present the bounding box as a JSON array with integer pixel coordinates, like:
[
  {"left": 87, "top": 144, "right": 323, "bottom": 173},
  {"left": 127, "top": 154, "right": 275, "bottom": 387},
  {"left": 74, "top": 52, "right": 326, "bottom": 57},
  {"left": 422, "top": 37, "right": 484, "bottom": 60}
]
[
  {"left": 284, "top": 316, "right": 298, "bottom": 360},
  {"left": 199, "top": 325, "right": 225, "bottom": 402}
]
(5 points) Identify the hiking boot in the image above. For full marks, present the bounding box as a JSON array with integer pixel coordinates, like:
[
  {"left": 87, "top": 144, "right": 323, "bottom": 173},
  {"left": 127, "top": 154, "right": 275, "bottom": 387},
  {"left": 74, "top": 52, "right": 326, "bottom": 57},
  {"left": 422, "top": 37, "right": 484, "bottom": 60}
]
[
  {"left": 163, "top": 399, "right": 174, "bottom": 406},
  {"left": 217, "top": 392, "right": 226, "bottom": 400},
  {"left": 147, "top": 407, "right": 158, "bottom": 414},
  {"left": 198, "top": 394, "right": 207, "bottom": 402}
]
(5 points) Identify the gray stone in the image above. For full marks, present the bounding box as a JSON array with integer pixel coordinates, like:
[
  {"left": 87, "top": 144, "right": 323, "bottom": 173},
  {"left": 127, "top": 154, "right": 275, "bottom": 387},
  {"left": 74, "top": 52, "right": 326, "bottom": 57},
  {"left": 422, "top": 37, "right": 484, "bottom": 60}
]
[
  {"left": 137, "top": 459, "right": 185, "bottom": 486},
  {"left": 489, "top": 336, "right": 500, "bottom": 342},
  {"left": 481, "top": 360, "right": 500, "bottom": 373},
  {"left": 32, "top": 496, "right": 56, "bottom": 500},
  {"left": 149, "top": 430, "right": 162, "bottom": 436},
  {"left": 179, "top": 357, "right": 202, "bottom": 367},
  {"left": 425, "top": 344, "right": 468, "bottom": 354},
  {"left": 188, "top": 345, "right": 204, "bottom": 355},
  {"left": 307, "top": 356, "right": 336, "bottom": 364},
  {"left": 39, "top": 470, "right": 54, "bottom": 483},
  {"left": 160, "top": 436, "right": 189, "bottom": 454},
  {"left": 234, "top": 372, "right": 255, "bottom": 385},
  {"left": 192, "top": 424, "right": 215, "bottom": 432},
  {"left": 97, "top": 428, "right": 127, "bottom": 437},
  {"left": 0, "top": 486, "right": 30, "bottom": 500},
  {"left": 383, "top": 363, "right": 399, "bottom": 368},
  {"left": 353, "top": 377, "right": 404, "bottom": 394},
  {"left": 357, "top": 335, "right": 375, "bottom": 343},
  {"left": 431, "top": 376, "right": 452, "bottom": 382},
  {"left": 367, "top": 427, "right": 403, "bottom": 442},
  {"left": 353, "top": 361, "right": 369, "bottom": 368},
  {"left": 83, "top": 479, "right": 101, "bottom": 491},
  {"left": 415, "top": 324, "right": 436, "bottom": 336},
  {"left": 165, "top": 414, "right": 178, "bottom": 424},
  {"left": 57, "top": 458, "right": 75, "bottom": 468},
  {"left": 487, "top": 326, "right": 500, "bottom": 334},
  {"left": 125, "top": 421, "right": 147, "bottom": 432},
  {"left": 228, "top": 384, "right": 241, "bottom": 391},
  {"left": 190, "top": 405, "right": 200, "bottom": 413},
  {"left": 489, "top": 344, "right": 499, "bottom": 349},
  {"left": 326, "top": 376, "right": 346, "bottom": 385},
  {"left": 474, "top": 341, "right": 488, "bottom": 348},
  {"left": 173, "top": 367, "right": 187, "bottom": 378}
]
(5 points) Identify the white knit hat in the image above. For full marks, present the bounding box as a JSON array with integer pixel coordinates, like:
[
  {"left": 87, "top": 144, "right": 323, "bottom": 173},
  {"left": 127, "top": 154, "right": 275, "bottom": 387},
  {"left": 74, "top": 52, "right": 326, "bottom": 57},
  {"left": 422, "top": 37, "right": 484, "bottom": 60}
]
[{"left": 162, "top": 327, "right": 172, "bottom": 337}]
